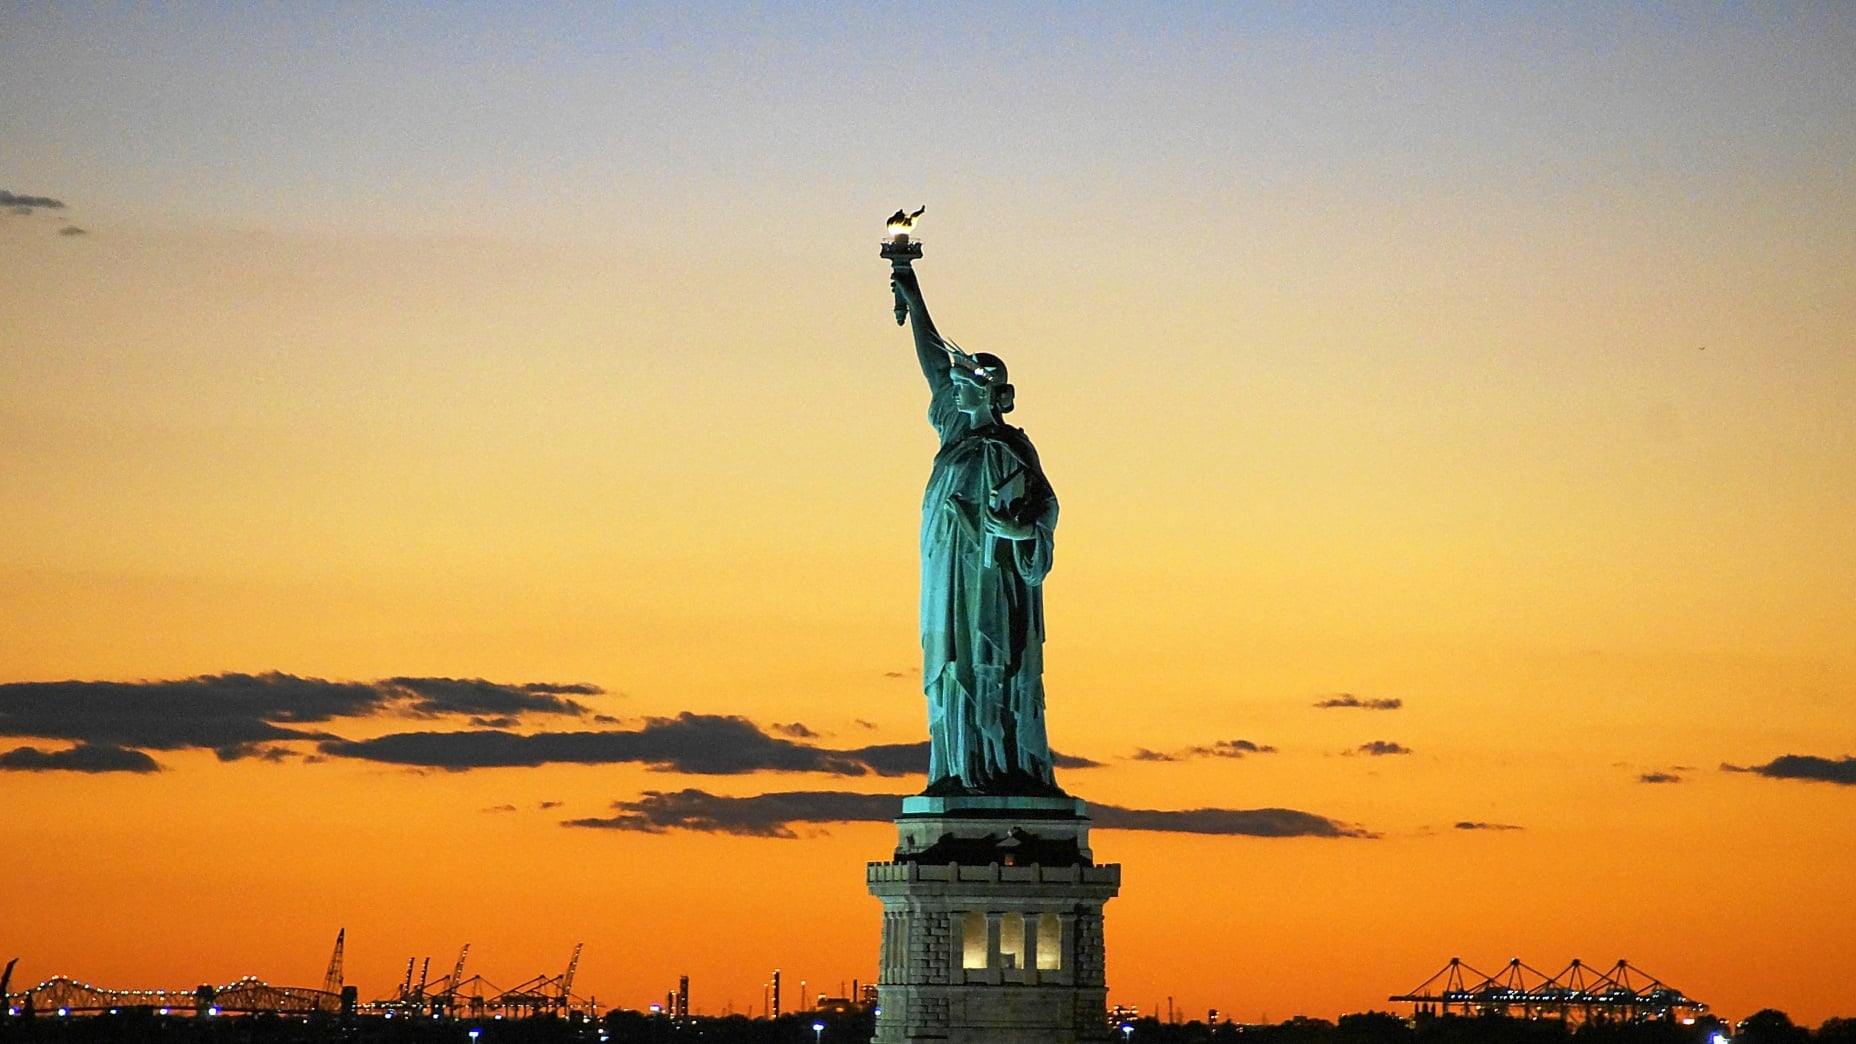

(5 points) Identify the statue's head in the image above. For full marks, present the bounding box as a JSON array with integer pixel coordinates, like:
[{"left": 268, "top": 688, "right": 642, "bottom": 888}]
[{"left": 952, "top": 351, "right": 1015, "bottom": 415}]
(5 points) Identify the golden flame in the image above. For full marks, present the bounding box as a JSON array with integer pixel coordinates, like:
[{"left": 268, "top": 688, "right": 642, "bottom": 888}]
[{"left": 886, "top": 205, "right": 925, "bottom": 239}]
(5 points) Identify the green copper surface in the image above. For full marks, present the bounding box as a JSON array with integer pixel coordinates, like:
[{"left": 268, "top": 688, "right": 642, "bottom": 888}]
[{"left": 890, "top": 258, "right": 1064, "bottom": 798}]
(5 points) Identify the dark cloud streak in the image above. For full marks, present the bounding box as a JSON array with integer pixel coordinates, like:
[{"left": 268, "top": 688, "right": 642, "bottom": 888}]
[
  {"left": 1314, "top": 694, "right": 1403, "bottom": 711},
  {"left": 380, "top": 676, "right": 594, "bottom": 718},
  {"left": 563, "top": 789, "right": 1371, "bottom": 839},
  {"left": 2, "top": 189, "right": 67, "bottom": 212},
  {"left": 321, "top": 713, "right": 875, "bottom": 775},
  {"left": 845, "top": 741, "right": 931, "bottom": 776},
  {"left": 0, "top": 673, "right": 375, "bottom": 753},
  {"left": 566, "top": 789, "right": 903, "bottom": 838},
  {"left": 0, "top": 743, "right": 161, "bottom": 774},
  {"left": 1723, "top": 754, "right": 1856, "bottom": 785},
  {"left": 1128, "top": 739, "right": 1275, "bottom": 762},
  {"left": 0, "top": 672, "right": 603, "bottom": 772},
  {"left": 1092, "top": 804, "right": 1372, "bottom": 838}
]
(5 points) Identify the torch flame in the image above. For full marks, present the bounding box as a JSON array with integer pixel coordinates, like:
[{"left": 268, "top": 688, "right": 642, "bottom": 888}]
[{"left": 886, "top": 205, "right": 926, "bottom": 237}]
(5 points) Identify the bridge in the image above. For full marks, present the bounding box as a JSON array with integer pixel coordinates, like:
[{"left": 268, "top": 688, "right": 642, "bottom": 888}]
[
  {"left": 6, "top": 975, "right": 344, "bottom": 1017},
  {"left": 3, "top": 933, "right": 595, "bottom": 1021},
  {"left": 1391, "top": 958, "right": 1708, "bottom": 1023},
  {"left": 3, "top": 936, "right": 594, "bottom": 1021}
]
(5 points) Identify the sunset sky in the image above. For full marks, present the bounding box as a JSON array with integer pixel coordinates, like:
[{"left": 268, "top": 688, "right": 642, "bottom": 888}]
[{"left": 4, "top": 2, "right": 1854, "bottom": 1027}]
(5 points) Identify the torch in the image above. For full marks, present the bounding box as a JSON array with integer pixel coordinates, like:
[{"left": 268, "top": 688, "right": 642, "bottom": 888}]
[{"left": 881, "top": 206, "right": 925, "bottom": 325}]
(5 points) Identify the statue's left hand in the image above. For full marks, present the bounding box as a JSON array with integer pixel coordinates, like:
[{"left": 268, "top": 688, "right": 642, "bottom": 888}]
[{"left": 946, "top": 494, "right": 984, "bottom": 540}]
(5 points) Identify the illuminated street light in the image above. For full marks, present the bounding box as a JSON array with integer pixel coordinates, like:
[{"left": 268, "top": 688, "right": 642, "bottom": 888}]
[{"left": 814, "top": 1020, "right": 826, "bottom": 1044}]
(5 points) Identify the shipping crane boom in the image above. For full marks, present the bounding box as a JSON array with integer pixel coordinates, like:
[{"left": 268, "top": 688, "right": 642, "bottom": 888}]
[
  {"left": 559, "top": 943, "right": 584, "bottom": 1011},
  {"left": 321, "top": 929, "right": 345, "bottom": 994}
]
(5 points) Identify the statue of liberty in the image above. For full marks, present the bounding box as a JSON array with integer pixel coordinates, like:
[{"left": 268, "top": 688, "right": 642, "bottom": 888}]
[{"left": 889, "top": 260, "right": 1063, "bottom": 797}]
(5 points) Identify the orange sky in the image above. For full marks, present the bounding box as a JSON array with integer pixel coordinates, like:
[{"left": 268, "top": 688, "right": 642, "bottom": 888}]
[{"left": 4, "top": 2, "right": 1855, "bottom": 1027}]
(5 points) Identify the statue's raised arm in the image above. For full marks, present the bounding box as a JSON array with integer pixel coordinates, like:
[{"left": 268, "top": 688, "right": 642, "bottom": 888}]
[{"left": 890, "top": 267, "right": 948, "bottom": 387}]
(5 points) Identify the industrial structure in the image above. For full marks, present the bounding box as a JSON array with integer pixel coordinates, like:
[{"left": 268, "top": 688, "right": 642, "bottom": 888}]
[
  {"left": 1391, "top": 958, "right": 1708, "bottom": 1023},
  {"left": 381, "top": 941, "right": 592, "bottom": 1018}
]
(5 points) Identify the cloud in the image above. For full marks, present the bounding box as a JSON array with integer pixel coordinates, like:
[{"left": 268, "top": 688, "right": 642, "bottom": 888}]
[
  {"left": 844, "top": 741, "right": 930, "bottom": 776},
  {"left": 1092, "top": 804, "right": 1374, "bottom": 838},
  {"left": 1454, "top": 821, "right": 1523, "bottom": 831},
  {"left": 379, "top": 677, "right": 595, "bottom": 718},
  {"left": 1352, "top": 741, "right": 1412, "bottom": 756},
  {"left": 215, "top": 743, "right": 298, "bottom": 763},
  {"left": 1314, "top": 694, "right": 1403, "bottom": 711},
  {"left": 772, "top": 722, "right": 820, "bottom": 739},
  {"left": 563, "top": 789, "right": 1372, "bottom": 840},
  {"left": 854, "top": 719, "right": 879, "bottom": 729},
  {"left": 320, "top": 712, "right": 878, "bottom": 775},
  {"left": 0, "top": 743, "right": 161, "bottom": 774},
  {"left": 538, "top": 800, "right": 563, "bottom": 810},
  {"left": 59, "top": 225, "right": 88, "bottom": 236},
  {"left": 1128, "top": 739, "right": 1276, "bottom": 762},
  {"left": 882, "top": 671, "right": 909, "bottom": 679},
  {"left": 0, "top": 673, "right": 380, "bottom": 753},
  {"left": 481, "top": 804, "right": 519, "bottom": 814},
  {"left": 1722, "top": 754, "right": 1856, "bottom": 786},
  {"left": 0, "top": 673, "right": 601, "bottom": 765},
  {"left": 565, "top": 789, "right": 902, "bottom": 838},
  {"left": 1639, "top": 771, "right": 1682, "bottom": 784},
  {"left": 2, "top": 189, "right": 67, "bottom": 213}
]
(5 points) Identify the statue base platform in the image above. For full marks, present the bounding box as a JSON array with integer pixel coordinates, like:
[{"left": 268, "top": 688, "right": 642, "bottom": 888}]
[{"left": 868, "top": 795, "right": 1121, "bottom": 1044}]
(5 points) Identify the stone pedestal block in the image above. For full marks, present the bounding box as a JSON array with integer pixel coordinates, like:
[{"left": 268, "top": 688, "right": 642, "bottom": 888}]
[{"left": 868, "top": 797, "right": 1120, "bottom": 1044}]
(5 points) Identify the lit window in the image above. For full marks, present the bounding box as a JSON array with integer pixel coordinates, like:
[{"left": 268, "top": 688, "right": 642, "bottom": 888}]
[
  {"left": 999, "top": 914, "right": 1024, "bottom": 969},
  {"left": 960, "top": 913, "right": 986, "bottom": 969},
  {"left": 1036, "top": 914, "right": 1062, "bottom": 970}
]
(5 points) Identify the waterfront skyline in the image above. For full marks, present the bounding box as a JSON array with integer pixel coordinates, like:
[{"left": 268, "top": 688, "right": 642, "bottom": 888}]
[{"left": 4, "top": 3, "right": 1854, "bottom": 1025}]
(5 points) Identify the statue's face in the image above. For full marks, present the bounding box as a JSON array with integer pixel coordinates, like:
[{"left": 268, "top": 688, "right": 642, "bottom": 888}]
[
  {"left": 952, "top": 352, "right": 1008, "bottom": 418},
  {"left": 953, "top": 376, "right": 993, "bottom": 414}
]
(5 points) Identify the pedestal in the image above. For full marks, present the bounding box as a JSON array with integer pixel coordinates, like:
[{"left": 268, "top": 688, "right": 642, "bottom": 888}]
[{"left": 868, "top": 795, "right": 1121, "bottom": 1044}]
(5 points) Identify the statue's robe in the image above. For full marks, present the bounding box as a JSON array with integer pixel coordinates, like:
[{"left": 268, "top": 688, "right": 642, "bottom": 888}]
[{"left": 920, "top": 379, "right": 1059, "bottom": 794}]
